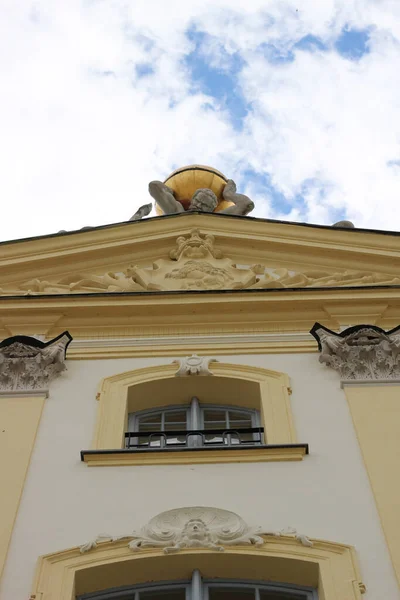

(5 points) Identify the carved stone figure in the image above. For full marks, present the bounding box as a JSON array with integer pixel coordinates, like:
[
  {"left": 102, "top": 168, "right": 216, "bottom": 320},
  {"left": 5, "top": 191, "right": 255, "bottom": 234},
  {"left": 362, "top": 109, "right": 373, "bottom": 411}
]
[
  {"left": 0, "top": 332, "right": 72, "bottom": 391},
  {"left": 332, "top": 220, "right": 355, "bottom": 228},
  {"left": 80, "top": 506, "right": 312, "bottom": 555},
  {"left": 148, "top": 181, "right": 185, "bottom": 214},
  {"left": 174, "top": 355, "right": 217, "bottom": 376},
  {"left": 130, "top": 203, "right": 152, "bottom": 221},
  {"left": 311, "top": 323, "right": 400, "bottom": 380},
  {"left": 221, "top": 179, "right": 255, "bottom": 215},
  {"left": 148, "top": 179, "right": 254, "bottom": 216}
]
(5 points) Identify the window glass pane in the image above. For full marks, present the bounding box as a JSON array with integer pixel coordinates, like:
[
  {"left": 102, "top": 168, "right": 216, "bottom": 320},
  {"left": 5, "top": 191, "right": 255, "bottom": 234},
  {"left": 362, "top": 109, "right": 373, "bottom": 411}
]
[
  {"left": 228, "top": 411, "right": 253, "bottom": 428},
  {"left": 164, "top": 410, "right": 188, "bottom": 429},
  {"left": 140, "top": 588, "right": 187, "bottom": 600},
  {"left": 203, "top": 409, "right": 228, "bottom": 428},
  {"left": 259, "top": 590, "right": 308, "bottom": 600},
  {"left": 137, "top": 413, "right": 162, "bottom": 428},
  {"left": 208, "top": 587, "right": 255, "bottom": 600}
]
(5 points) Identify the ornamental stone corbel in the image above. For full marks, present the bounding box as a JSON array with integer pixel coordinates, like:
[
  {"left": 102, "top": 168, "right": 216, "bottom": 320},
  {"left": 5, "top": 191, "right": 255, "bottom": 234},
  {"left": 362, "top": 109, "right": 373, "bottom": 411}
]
[
  {"left": 173, "top": 354, "right": 217, "bottom": 376},
  {"left": 310, "top": 322, "right": 400, "bottom": 380},
  {"left": 0, "top": 331, "right": 72, "bottom": 392},
  {"left": 80, "top": 506, "right": 312, "bottom": 554}
]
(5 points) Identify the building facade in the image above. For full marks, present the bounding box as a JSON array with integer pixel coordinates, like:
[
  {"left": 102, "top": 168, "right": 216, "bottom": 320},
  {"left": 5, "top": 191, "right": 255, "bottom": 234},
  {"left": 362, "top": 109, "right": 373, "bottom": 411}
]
[{"left": 1, "top": 167, "right": 400, "bottom": 599}]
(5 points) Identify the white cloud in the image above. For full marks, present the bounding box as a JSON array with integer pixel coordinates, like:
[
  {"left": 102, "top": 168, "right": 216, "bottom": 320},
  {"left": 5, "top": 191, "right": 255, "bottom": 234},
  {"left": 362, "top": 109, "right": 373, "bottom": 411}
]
[{"left": 1, "top": 0, "right": 400, "bottom": 240}]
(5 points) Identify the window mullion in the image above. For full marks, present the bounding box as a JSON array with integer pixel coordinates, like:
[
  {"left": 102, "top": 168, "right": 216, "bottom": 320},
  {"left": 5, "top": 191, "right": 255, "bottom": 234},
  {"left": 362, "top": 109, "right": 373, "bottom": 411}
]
[
  {"left": 189, "top": 397, "right": 202, "bottom": 448},
  {"left": 191, "top": 569, "right": 202, "bottom": 600}
]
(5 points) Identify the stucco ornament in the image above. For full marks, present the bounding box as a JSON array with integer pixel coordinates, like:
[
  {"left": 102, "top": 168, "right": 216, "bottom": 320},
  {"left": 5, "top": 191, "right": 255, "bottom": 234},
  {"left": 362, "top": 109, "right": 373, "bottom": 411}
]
[
  {"left": 311, "top": 323, "right": 400, "bottom": 380},
  {"left": 173, "top": 355, "right": 217, "bottom": 376},
  {"left": 0, "top": 332, "right": 72, "bottom": 391},
  {"left": 6, "top": 228, "right": 400, "bottom": 295},
  {"left": 80, "top": 507, "right": 312, "bottom": 554}
]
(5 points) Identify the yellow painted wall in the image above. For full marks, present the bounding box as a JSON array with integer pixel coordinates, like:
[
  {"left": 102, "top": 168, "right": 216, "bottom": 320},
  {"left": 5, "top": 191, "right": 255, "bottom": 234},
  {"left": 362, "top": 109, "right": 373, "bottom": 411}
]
[
  {"left": 344, "top": 383, "right": 400, "bottom": 587},
  {"left": 0, "top": 393, "right": 46, "bottom": 581}
]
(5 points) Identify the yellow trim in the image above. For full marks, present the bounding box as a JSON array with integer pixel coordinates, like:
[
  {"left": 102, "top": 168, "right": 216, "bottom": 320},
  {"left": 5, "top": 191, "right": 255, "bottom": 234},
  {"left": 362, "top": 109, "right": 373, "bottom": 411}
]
[
  {"left": 343, "top": 383, "right": 400, "bottom": 589},
  {"left": 31, "top": 536, "right": 365, "bottom": 600},
  {"left": 82, "top": 445, "right": 307, "bottom": 466},
  {"left": 88, "top": 363, "right": 297, "bottom": 466},
  {"left": 0, "top": 393, "right": 47, "bottom": 581},
  {"left": 67, "top": 337, "right": 317, "bottom": 359}
]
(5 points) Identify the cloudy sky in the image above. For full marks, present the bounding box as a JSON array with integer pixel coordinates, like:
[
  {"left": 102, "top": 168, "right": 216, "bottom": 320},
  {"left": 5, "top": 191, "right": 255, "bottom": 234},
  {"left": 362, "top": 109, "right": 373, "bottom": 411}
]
[{"left": 2, "top": 0, "right": 400, "bottom": 241}]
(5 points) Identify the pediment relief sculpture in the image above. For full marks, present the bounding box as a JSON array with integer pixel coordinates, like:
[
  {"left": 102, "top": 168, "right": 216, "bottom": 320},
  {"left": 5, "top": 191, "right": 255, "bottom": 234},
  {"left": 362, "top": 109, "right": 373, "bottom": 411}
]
[
  {"left": 311, "top": 323, "right": 400, "bottom": 380},
  {"left": 80, "top": 506, "right": 312, "bottom": 554},
  {"left": 1, "top": 229, "right": 399, "bottom": 295}
]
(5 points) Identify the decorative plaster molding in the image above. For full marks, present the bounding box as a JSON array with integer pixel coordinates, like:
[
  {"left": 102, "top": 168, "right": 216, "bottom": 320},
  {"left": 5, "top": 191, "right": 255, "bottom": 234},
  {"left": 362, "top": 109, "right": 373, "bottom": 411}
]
[
  {"left": 173, "top": 354, "right": 217, "bottom": 376},
  {"left": 3, "top": 228, "right": 400, "bottom": 295},
  {"left": 0, "top": 332, "right": 72, "bottom": 391},
  {"left": 80, "top": 506, "right": 312, "bottom": 554},
  {"left": 311, "top": 322, "right": 400, "bottom": 380}
]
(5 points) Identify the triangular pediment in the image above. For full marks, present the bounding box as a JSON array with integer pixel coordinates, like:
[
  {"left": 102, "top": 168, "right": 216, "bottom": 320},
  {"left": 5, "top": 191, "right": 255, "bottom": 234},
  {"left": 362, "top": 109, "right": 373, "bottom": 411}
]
[{"left": 1, "top": 213, "right": 400, "bottom": 296}]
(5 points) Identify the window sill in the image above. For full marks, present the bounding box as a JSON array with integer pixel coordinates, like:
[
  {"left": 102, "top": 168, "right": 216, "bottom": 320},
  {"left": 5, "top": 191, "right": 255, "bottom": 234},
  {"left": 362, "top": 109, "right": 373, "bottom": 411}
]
[{"left": 80, "top": 444, "right": 309, "bottom": 466}]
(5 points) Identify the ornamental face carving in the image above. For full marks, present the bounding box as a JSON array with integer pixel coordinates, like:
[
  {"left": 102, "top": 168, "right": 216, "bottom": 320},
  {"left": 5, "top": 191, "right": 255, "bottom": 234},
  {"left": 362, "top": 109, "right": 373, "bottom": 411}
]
[
  {"left": 2, "top": 229, "right": 398, "bottom": 295},
  {"left": 80, "top": 506, "right": 312, "bottom": 554},
  {"left": 0, "top": 332, "right": 72, "bottom": 391},
  {"left": 311, "top": 323, "right": 400, "bottom": 380},
  {"left": 174, "top": 355, "right": 217, "bottom": 376}
]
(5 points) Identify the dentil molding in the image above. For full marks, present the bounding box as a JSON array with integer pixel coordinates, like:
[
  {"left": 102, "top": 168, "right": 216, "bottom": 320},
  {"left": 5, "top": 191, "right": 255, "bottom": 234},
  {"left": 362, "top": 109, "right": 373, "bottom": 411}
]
[
  {"left": 80, "top": 506, "right": 312, "bottom": 554},
  {"left": 311, "top": 322, "right": 400, "bottom": 380},
  {"left": 0, "top": 332, "right": 72, "bottom": 391}
]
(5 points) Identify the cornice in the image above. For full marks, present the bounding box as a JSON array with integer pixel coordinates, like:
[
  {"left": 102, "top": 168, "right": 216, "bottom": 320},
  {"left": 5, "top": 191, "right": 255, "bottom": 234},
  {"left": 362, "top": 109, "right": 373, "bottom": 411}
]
[{"left": 0, "top": 286, "right": 399, "bottom": 341}]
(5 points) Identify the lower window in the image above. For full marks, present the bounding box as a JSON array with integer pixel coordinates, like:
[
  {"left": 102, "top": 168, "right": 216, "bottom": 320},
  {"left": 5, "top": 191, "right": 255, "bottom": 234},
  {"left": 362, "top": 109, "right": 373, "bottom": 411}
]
[{"left": 77, "top": 570, "right": 317, "bottom": 599}]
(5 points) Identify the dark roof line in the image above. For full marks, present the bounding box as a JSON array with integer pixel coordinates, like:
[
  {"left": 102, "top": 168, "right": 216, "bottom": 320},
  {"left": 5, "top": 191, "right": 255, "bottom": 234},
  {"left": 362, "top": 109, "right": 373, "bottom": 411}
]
[
  {"left": 1, "top": 211, "right": 400, "bottom": 247},
  {"left": 1, "top": 284, "right": 400, "bottom": 302}
]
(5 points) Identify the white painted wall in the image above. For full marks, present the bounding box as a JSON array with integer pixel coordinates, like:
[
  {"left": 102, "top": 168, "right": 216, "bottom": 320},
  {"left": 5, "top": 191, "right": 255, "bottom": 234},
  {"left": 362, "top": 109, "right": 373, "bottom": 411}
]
[{"left": 0, "top": 353, "right": 397, "bottom": 599}]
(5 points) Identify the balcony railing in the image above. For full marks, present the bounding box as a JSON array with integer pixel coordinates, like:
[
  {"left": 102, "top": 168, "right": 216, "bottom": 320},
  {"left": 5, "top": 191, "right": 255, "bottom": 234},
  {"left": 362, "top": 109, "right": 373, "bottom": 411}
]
[{"left": 125, "top": 427, "right": 264, "bottom": 449}]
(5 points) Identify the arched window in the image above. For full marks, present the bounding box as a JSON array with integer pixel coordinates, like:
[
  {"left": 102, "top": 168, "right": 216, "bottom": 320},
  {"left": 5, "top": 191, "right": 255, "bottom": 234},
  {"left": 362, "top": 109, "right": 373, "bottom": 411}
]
[
  {"left": 126, "top": 397, "right": 262, "bottom": 449},
  {"left": 77, "top": 570, "right": 317, "bottom": 599}
]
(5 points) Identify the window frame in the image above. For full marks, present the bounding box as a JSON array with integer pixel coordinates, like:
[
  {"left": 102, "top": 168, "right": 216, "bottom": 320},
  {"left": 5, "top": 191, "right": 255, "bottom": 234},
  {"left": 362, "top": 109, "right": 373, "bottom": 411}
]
[
  {"left": 82, "top": 362, "right": 307, "bottom": 466},
  {"left": 127, "top": 399, "right": 261, "bottom": 449},
  {"left": 77, "top": 572, "right": 317, "bottom": 600}
]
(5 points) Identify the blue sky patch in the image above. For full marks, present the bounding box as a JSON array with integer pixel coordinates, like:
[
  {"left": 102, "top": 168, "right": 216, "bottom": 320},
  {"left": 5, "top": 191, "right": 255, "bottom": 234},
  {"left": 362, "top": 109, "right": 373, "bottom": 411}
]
[
  {"left": 335, "top": 26, "right": 371, "bottom": 60},
  {"left": 242, "top": 169, "right": 305, "bottom": 215},
  {"left": 184, "top": 28, "right": 248, "bottom": 130},
  {"left": 136, "top": 63, "right": 154, "bottom": 77},
  {"left": 295, "top": 34, "right": 327, "bottom": 52}
]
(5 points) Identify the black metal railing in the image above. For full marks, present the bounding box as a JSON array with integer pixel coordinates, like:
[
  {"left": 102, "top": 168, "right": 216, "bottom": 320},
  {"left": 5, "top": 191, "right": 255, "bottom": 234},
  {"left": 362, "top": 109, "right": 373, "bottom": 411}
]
[{"left": 125, "top": 427, "right": 264, "bottom": 450}]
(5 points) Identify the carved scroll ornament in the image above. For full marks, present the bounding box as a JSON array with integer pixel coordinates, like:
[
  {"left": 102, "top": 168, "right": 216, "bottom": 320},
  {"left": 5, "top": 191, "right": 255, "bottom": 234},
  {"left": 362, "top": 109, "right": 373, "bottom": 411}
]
[
  {"left": 80, "top": 506, "right": 312, "bottom": 554},
  {"left": 0, "top": 332, "right": 72, "bottom": 391},
  {"left": 2, "top": 229, "right": 399, "bottom": 295},
  {"left": 311, "top": 323, "right": 400, "bottom": 380}
]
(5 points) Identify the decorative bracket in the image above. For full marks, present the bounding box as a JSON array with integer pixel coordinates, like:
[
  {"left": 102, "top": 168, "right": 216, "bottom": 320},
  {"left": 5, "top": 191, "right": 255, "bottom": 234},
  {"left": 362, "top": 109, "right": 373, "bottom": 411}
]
[
  {"left": 0, "top": 331, "right": 72, "bottom": 391},
  {"left": 310, "top": 322, "right": 400, "bottom": 380}
]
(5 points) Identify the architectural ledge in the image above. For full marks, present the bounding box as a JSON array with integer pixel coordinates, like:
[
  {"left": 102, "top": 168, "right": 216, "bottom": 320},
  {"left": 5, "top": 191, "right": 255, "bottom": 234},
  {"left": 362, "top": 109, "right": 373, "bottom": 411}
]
[
  {"left": 80, "top": 444, "right": 309, "bottom": 467},
  {"left": 0, "top": 389, "right": 48, "bottom": 398},
  {"left": 341, "top": 379, "right": 400, "bottom": 387}
]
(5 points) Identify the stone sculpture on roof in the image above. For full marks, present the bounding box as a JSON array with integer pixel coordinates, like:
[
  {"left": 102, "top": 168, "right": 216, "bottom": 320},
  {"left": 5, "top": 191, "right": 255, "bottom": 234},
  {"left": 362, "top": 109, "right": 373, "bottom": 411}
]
[{"left": 148, "top": 167, "right": 254, "bottom": 216}]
